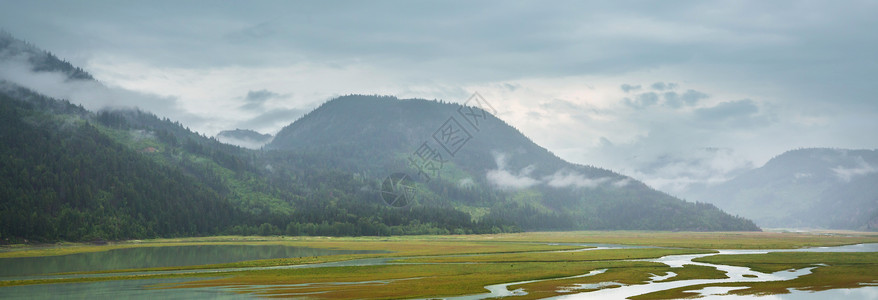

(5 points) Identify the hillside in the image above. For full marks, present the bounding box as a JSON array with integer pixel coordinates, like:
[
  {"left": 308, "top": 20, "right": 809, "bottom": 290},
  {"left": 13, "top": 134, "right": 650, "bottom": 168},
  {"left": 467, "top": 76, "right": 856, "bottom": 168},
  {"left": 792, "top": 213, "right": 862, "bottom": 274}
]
[
  {"left": 267, "top": 95, "right": 759, "bottom": 231},
  {"left": 0, "top": 82, "right": 243, "bottom": 240},
  {"left": 687, "top": 148, "right": 878, "bottom": 230},
  {"left": 1, "top": 82, "right": 513, "bottom": 242}
]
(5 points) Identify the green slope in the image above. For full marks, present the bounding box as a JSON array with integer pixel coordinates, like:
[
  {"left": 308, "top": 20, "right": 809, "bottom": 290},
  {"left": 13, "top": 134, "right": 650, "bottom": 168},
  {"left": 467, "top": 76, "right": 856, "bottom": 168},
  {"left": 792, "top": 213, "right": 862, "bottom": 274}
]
[{"left": 0, "top": 83, "right": 514, "bottom": 242}]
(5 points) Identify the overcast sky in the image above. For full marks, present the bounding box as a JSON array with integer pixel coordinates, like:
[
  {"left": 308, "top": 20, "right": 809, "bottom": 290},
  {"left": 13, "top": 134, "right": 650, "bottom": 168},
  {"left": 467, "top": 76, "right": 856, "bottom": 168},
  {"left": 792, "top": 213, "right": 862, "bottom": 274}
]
[{"left": 1, "top": 0, "right": 876, "bottom": 196}]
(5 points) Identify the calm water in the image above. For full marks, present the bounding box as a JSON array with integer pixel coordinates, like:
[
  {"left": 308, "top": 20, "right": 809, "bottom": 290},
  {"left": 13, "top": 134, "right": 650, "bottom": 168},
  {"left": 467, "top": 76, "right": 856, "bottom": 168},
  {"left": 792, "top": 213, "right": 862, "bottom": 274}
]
[{"left": 0, "top": 244, "right": 376, "bottom": 277}]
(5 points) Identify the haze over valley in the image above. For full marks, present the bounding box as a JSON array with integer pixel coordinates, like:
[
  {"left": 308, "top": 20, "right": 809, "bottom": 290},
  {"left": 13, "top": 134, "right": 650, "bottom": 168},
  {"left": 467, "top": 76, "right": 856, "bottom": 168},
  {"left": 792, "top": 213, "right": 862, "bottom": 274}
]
[{"left": 1, "top": 2, "right": 877, "bottom": 299}]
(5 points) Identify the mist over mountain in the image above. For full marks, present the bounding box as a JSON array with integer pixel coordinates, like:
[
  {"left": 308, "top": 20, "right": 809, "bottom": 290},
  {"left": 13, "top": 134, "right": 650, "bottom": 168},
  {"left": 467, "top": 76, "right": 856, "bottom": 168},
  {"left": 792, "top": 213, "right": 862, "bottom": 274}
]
[
  {"left": 266, "top": 95, "right": 759, "bottom": 231},
  {"left": 0, "top": 30, "right": 93, "bottom": 81},
  {"left": 0, "top": 32, "right": 762, "bottom": 242},
  {"left": 687, "top": 148, "right": 878, "bottom": 230},
  {"left": 216, "top": 129, "right": 273, "bottom": 149}
]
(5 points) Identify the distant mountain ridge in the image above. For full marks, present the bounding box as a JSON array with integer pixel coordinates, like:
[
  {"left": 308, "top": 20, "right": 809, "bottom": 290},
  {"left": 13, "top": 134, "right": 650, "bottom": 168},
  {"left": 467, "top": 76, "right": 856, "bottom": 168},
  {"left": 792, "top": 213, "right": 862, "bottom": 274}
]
[
  {"left": 688, "top": 148, "right": 878, "bottom": 230},
  {"left": 216, "top": 129, "right": 273, "bottom": 149}
]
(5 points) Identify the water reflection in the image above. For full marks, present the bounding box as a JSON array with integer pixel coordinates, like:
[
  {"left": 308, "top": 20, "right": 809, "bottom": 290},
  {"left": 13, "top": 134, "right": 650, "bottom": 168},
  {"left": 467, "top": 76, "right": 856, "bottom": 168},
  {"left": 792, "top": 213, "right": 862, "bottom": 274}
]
[{"left": 0, "top": 245, "right": 375, "bottom": 277}]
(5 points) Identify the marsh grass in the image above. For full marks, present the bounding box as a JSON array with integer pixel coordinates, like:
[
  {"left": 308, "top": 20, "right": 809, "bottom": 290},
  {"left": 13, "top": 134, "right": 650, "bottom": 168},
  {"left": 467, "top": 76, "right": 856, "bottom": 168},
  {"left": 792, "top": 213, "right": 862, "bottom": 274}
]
[
  {"left": 169, "top": 261, "right": 621, "bottom": 299},
  {"left": 2, "top": 232, "right": 877, "bottom": 299},
  {"left": 395, "top": 248, "right": 714, "bottom": 263},
  {"left": 491, "top": 231, "right": 878, "bottom": 249}
]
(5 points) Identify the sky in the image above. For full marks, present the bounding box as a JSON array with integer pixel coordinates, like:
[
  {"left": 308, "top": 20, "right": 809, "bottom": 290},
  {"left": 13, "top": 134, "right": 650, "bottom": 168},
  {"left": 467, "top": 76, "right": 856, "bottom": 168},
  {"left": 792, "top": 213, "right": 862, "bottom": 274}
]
[{"left": 1, "top": 0, "right": 877, "bottom": 197}]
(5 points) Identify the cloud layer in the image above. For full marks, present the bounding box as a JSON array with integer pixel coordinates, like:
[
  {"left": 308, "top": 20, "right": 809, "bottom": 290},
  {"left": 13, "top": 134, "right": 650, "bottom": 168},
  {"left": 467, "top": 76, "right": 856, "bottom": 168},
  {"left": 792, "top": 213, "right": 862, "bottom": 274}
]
[
  {"left": 1, "top": 1, "right": 877, "bottom": 196},
  {"left": 486, "top": 152, "right": 628, "bottom": 190}
]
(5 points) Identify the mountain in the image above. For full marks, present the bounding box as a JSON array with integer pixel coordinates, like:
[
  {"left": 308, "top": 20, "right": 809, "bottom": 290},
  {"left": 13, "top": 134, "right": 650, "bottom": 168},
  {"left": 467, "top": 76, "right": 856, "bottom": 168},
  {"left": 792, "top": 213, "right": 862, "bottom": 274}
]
[
  {"left": 266, "top": 95, "right": 759, "bottom": 231},
  {"left": 0, "top": 81, "right": 245, "bottom": 241},
  {"left": 0, "top": 32, "right": 758, "bottom": 243},
  {"left": 687, "top": 148, "right": 878, "bottom": 230},
  {"left": 1, "top": 81, "right": 516, "bottom": 242},
  {"left": 0, "top": 30, "right": 93, "bottom": 81},
  {"left": 216, "top": 129, "right": 273, "bottom": 149}
]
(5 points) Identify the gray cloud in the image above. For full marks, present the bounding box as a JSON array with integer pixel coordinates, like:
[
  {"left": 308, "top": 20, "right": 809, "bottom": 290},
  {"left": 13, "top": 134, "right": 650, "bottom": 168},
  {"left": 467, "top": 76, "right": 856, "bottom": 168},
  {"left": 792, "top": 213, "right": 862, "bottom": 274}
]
[
  {"left": 664, "top": 89, "right": 708, "bottom": 108},
  {"left": 624, "top": 92, "right": 660, "bottom": 109},
  {"left": 651, "top": 82, "right": 677, "bottom": 91},
  {"left": 503, "top": 83, "right": 521, "bottom": 92},
  {"left": 540, "top": 98, "right": 585, "bottom": 112},
  {"left": 620, "top": 84, "right": 641, "bottom": 93},
  {"left": 245, "top": 89, "right": 280, "bottom": 103},
  {"left": 2, "top": 0, "right": 877, "bottom": 199},
  {"left": 695, "top": 99, "right": 759, "bottom": 121},
  {"left": 2, "top": 1, "right": 877, "bottom": 92},
  {"left": 240, "top": 89, "right": 287, "bottom": 111},
  {"left": 0, "top": 56, "right": 206, "bottom": 127},
  {"left": 680, "top": 89, "right": 708, "bottom": 106}
]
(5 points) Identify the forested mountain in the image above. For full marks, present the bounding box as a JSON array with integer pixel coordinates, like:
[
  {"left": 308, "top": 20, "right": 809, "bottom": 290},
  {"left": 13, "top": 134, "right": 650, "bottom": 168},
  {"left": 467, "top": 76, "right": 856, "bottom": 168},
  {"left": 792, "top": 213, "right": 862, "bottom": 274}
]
[
  {"left": 0, "top": 32, "right": 758, "bottom": 243},
  {"left": 0, "top": 82, "right": 514, "bottom": 242},
  {"left": 0, "top": 30, "right": 92, "bottom": 81},
  {"left": 687, "top": 148, "right": 878, "bottom": 230},
  {"left": 266, "top": 95, "right": 759, "bottom": 231}
]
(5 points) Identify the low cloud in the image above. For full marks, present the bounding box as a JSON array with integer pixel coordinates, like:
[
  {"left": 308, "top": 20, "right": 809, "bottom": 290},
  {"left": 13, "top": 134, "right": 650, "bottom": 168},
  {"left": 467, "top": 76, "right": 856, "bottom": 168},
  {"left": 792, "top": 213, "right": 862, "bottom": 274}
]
[
  {"left": 486, "top": 152, "right": 627, "bottom": 190},
  {"left": 543, "top": 169, "right": 610, "bottom": 189},
  {"left": 458, "top": 178, "right": 475, "bottom": 188},
  {"left": 832, "top": 158, "right": 877, "bottom": 182},
  {"left": 0, "top": 56, "right": 205, "bottom": 127},
  {"left": 215, "top": 134, "right": 273, "bottom": 150},
  {"left": 612, "top": 178, "right": 632, "bottom": 187},
  {"left": 233, "top": 108, "right": 308, "bottom": 133},
  {"left": 590, "top": 143, "right": 756, "bottom": 195},
  {"left": 485, "top": 152, "right": 540, "bottom": 190}
]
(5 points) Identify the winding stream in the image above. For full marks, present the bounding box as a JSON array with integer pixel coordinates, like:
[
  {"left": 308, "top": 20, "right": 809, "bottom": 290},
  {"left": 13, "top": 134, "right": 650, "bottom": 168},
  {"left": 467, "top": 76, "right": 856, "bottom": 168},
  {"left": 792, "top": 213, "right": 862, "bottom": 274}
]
[{"left": 526, "top": 243, "right": 878, "bottom": 299}]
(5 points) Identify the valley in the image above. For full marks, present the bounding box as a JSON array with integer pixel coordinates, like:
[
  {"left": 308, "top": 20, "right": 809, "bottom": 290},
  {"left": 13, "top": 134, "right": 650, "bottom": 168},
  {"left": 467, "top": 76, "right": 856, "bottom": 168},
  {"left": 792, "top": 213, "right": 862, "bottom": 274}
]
[{"left": 1, "top": 3, "right": 877, "bottom": 299}]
